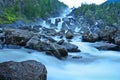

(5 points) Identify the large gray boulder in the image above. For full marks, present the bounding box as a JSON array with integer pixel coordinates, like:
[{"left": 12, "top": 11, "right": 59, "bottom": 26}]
[
  {"left": 0, "top": 60, "right": 47, "bottom": 80},
  {"left": 5, "top": 29, "right": 34, "bottom": 46},
  {"left": 26, "top": 37, "right": 68, "bottom": 59}
]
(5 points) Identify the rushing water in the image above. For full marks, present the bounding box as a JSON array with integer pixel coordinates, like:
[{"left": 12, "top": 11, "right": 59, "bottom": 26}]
[{"left": 0, "top": 42, "right": 120, "bottom": 80}]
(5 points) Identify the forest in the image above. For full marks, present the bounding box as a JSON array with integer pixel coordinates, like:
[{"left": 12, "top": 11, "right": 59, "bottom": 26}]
[
  {"left": 0, "top": 0, "right": 67, "bottom": 24},
  {"left": 73, "top": 2, "right": 120, "bottom": 26}
]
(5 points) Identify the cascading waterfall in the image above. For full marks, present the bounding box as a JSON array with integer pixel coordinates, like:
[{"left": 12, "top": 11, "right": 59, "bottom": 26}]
[{"left": 0, "top": 7, "right": 120, "bottom": 80}]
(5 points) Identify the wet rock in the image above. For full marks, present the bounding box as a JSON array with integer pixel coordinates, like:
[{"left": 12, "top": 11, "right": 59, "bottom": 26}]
[
  {"left": 0, "top": 33, "right": 5, "bottom": 48},
  {"left": 114, "top": 30, "right": 120, "bottom": 46},
  {"left": 72, "top": 56, "right": 82, "bottom": 59},
  {"left": 0, "top": 60, "right": 47, "bottom": 80},
  {"left": 65, "top": 30, "right": 73, "bottom": 39},
  {"left": 46, "top": 37, "right": 56, "bottom": 43},
  {"left": 57, "top": 39, "right": 64, "bottom": 45},
  {"left": 0, "top": 28, "right": 3, "bottom": 33},
  {"left": 114, "top": 37, "right": 120, "bottom": 46},
  {"left": 42, "top": 27, "right": 57, "bottom": 36},
  {"left": 98, "top": 26, "right": 117, "bottom": 41},
  {"left": 57, "top": 30, "right": 65, "bottom": 38},
  {"left": 61, "top": 22, "right": 69, "bottom": 31},
  {"left": 5, "top": 29, "right": 34, "bottom": 46},
  {"left": 26, "top": 38, "right": 68, "bottom": 59},
  {"left": 61, "top": 42, "right": 80, "bottom": 52},
  {"left": 55, "top": 18, "right": 61, "bottom": 26},
  {"left": 82, "top": 32, "right": 99, "bottom": 42},
  {"left": 92, "top": 41, "right": 120, "bottom": 50},
  {"left": 42, "top": 42, "right": 68, "bottom": 59},
  {"left": 26, "top": 36, "right": 40, "bottom": 50}
]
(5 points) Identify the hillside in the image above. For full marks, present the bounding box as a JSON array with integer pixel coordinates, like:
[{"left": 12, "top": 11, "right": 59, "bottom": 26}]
[
  {"left": 72, "top": 2, "right": 120, "bottom": 26},
  {"left": 0, "top": 0, "right": 67, "bottom": 24}
]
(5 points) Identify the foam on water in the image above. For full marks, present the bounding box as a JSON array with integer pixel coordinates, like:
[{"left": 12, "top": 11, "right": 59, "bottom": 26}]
[{"left": 0, "top": 46, "right": 120, "bottom": 80}]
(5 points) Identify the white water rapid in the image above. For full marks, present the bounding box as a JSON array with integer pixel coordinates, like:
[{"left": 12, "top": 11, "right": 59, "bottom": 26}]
[{"left": 0, "top": 42, "right": 120, "bottom": 80}]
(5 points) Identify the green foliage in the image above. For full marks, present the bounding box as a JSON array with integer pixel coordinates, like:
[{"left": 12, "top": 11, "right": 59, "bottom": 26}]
[
  {"left": 0, "top": 0, "right": 67, "bottom": 24},
  {"left": 74, "top": 2, "right": 120, "bottom": 26},
  {"left": 0, "top": 8, "right": 16, "bottom": 24}
]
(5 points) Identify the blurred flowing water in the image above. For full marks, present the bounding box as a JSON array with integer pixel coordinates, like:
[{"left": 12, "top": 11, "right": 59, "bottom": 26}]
[{"left": 0, "top": 42, "right": 120, "bottom": 80}]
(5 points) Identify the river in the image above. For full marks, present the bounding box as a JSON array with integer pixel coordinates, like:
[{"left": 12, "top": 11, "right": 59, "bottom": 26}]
[{"left": 0, "top": 41, "right": 120, "bottom": 80}]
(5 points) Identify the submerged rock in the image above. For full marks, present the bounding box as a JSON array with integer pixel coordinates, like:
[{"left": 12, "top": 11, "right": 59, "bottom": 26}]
[
  {"left": 91, "top": 41, "right": 120, "bottom": 50},
  {"left": 0, "top": 60, "right": 47, "bottom": 80}
]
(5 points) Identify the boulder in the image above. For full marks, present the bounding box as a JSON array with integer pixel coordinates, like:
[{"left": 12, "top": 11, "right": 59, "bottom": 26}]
[
  {"left": 98, "top": 26, "right": 117, "bottom": 41},
  {"left": 40, "top": 42, "right": 68, "bottom": 59},
  {"left": 55, "top": 18, "right": 61, "bottom": 26},
  {"left": 91, "top": 41, "right": 120, "bottom": 50},
  {"left": 114, "top": 30, "right": 120, "bottom": 46},
  {"left": 114, "top": 37, "right": 120, "bottom": 46},
  {"left": 61, "top": 42, "right": 80, "bottom": 52},
  {"left": 5, "top": 29, "right": 34, "bottom": 46},
  {"left": 82, "top": 32, "right": 99, "bottom": 42},
  {"left": 26, "top": 38, "right": 68, "bottom": 59},
  {"left": 0, "top": 60, "right": 47, "bottom": 80},
  {"left": 65, "top": 30, "right": 74, "bottom": 39},
  {"left": 41, "top": 27, "right": 57, "bottom": 36},
  {"left": 26, "top": 36, "right": 41, "bottom": 50},
  {"left": 57, "top": 39, "right": 64, "bottom": 45}
]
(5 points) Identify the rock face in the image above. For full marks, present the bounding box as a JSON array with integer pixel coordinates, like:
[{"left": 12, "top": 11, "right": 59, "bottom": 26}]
[
  {"left": 5, "top": 29, "right": 34, "bottom": 46},
  {"left": 0, "top": 60, "right": 47, "bottom": 80}
]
